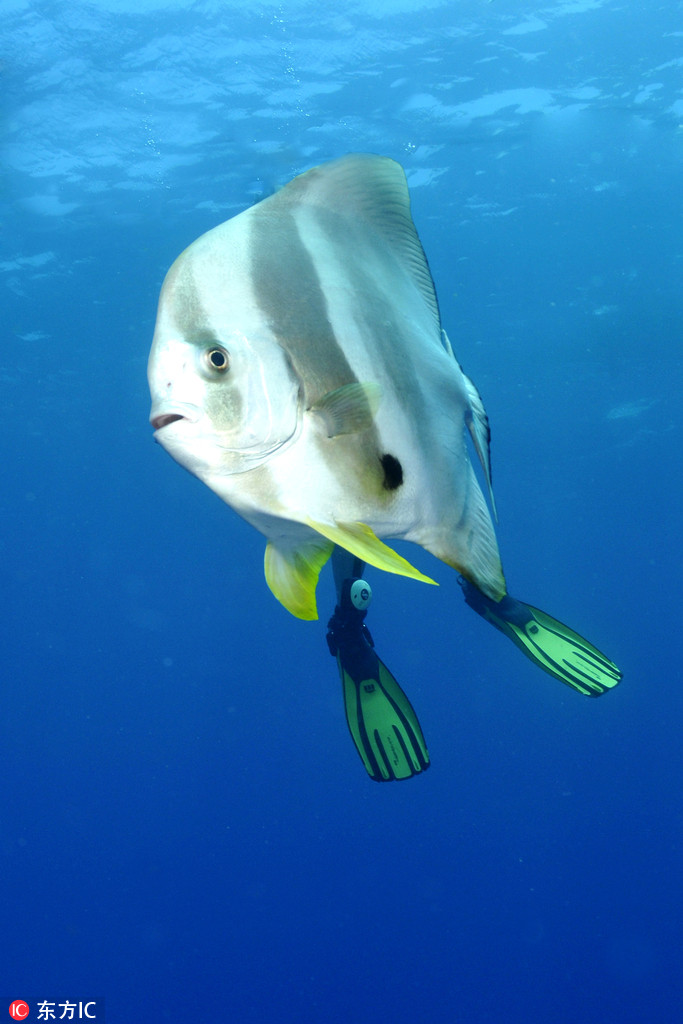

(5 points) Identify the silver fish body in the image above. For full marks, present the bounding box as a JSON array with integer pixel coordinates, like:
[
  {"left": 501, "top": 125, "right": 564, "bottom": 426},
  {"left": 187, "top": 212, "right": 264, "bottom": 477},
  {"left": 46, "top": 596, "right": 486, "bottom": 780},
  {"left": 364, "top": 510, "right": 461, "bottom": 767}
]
[{"left": 148, "top": 154, "right": 505, "bottom": 618}]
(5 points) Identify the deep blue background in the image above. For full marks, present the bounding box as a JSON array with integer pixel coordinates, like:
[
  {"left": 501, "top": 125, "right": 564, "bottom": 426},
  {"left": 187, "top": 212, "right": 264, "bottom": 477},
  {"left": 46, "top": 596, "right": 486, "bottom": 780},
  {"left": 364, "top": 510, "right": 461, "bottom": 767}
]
[{"left": 2, "top": 2, "right": 681, "bottom": 1021}]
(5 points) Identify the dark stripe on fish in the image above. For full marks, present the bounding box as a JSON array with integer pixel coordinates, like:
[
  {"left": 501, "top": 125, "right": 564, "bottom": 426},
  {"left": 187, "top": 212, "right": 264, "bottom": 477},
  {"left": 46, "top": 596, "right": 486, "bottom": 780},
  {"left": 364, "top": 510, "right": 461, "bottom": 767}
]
[
  {"left": 248, "top": 205, "right": 408, "bottom": 503},
  {"left": 248, "top": 208, "right": 356, "bottom": 405}
]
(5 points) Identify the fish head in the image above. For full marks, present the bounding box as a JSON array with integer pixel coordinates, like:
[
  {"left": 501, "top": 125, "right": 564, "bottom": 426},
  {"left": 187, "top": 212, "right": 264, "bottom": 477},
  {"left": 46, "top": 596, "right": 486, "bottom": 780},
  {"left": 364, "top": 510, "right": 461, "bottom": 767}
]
[{"left": 148, "top": 228, "right": 302, "bottom": 487}]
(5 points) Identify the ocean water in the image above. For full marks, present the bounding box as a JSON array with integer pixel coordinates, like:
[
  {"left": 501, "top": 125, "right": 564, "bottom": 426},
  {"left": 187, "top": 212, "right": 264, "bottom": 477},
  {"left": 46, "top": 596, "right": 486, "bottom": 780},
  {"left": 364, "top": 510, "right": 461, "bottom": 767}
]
[{"left": 2, "top": 1, "right": 681, "bottom": 1021}]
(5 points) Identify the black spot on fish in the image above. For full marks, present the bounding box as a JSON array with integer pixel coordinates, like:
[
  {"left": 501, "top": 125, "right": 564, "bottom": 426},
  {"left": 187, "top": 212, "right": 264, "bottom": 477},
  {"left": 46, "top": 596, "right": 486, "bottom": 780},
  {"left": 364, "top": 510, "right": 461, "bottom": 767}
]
[{"left": 380, "top": 453, "right": 403, "bottom": 490}]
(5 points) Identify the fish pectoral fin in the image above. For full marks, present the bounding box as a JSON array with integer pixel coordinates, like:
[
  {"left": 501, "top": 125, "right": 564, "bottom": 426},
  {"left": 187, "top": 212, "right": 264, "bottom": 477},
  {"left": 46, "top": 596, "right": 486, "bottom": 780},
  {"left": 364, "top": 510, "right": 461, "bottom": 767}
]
[
  {"left": 307, "top": 518, "right": 437, "bottom": 586},
  {"left": 264, "top": 537, "right": 334, "bottom": 620},
  {"left": 310, "top": 382, "right": 382, "bottom": 438}
]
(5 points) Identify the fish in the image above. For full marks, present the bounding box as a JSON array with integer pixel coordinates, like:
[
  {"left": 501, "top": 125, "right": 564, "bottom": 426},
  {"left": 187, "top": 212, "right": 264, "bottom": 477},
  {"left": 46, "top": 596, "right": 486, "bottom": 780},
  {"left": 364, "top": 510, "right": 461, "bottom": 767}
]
[{"left": 148, "top": 153, "right": 505, "bottom": 621}]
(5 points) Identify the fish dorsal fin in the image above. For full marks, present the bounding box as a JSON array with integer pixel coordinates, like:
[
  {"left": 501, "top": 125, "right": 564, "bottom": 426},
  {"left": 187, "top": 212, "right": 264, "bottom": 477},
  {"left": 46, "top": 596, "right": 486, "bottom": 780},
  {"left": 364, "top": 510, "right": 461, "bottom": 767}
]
[
  {"left": 264, "top": 537, "right": 334, "bottom": 620},
  {"left": 310, "top": 382, "right": 382, "bottom": 437},
  {"left": 306, "top": 518, "right": 437, "bottom": 586},
  {"left": 457, "top": 354, "right": 497, "bottom": 522},
  {"left": 278, "top": 154, "right": 442, "bottom": 335}
]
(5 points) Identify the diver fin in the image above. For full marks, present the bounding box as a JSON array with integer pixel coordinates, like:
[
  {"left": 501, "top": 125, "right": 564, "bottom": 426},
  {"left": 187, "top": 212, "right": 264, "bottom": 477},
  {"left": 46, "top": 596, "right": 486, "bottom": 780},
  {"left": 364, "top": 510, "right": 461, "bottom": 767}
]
[
  {"left": 311, "top": 382, "right": 382, "bottom": 437},
  {"left": 460, "top": 579, "right": 622, "bottom": 696},
  {"left": 264, "top": 538, "right": 334, "bottom": 619},
  {"left": 326, "top": 579, "right": 429, "bottom": 781},
  {"left": 307, "top": 518, "right": 437, "bottom": 586},
  {"left": 340, "top": 655, "right": 430, "bottom": 780}
]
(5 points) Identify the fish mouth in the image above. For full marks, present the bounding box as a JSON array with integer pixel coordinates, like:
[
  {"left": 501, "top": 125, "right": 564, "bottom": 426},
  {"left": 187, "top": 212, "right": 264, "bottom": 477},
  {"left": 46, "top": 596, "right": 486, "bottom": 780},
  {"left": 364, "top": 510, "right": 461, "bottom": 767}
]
[
  {"left": 151, "top": 412, "right": 185, "bottom": 430},
  {"left": 149, "top": 402, "right": 200, "bottom": 433}
]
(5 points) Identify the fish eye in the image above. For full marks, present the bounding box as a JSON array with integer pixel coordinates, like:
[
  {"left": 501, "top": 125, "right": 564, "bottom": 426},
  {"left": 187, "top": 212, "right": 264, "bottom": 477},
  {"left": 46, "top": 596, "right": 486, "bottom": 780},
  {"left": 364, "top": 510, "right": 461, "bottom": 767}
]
[{"left": 204, "top": 347, "right": 230, "bottom": 373}]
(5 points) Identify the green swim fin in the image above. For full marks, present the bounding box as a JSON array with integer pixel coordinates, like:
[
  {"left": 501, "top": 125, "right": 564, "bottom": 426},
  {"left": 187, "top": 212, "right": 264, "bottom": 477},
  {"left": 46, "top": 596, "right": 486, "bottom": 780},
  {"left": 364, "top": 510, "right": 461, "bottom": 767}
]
[
  {"left": 460, "top": 578, "right": 622, "bottom": 696},
  {"left": 340, "top": 652, "right": 430, "bottom": 781},
  {"left": 327, "top": 579, "right": 429, "bottom": 781}
]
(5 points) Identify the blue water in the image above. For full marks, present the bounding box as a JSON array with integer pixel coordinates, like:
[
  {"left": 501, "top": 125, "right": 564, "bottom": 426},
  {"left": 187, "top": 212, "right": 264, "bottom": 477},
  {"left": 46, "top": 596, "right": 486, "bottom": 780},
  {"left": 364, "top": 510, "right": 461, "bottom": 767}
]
[{"left": 2, "top": 1, "right": 681, "bottom": 1021}]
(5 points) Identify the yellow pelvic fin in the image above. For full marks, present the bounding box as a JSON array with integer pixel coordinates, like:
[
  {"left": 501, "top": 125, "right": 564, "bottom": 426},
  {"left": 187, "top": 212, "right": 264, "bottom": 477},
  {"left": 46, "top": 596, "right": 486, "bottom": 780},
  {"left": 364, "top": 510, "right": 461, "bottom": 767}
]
[
  {"left": 306, "top": 519, "right": 437, "bottom": 586},
  {"left": 264, "top": 538, "right": 334, "bottom": 620}
]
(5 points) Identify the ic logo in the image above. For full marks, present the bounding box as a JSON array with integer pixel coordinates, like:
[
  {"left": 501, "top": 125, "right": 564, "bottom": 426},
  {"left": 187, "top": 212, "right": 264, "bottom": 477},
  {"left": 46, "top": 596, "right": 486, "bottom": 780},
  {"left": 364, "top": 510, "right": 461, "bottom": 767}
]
[{"left": 9, "top": 1003, "right": 30, "bottom": 1021}]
